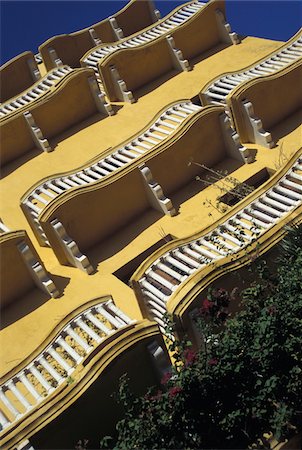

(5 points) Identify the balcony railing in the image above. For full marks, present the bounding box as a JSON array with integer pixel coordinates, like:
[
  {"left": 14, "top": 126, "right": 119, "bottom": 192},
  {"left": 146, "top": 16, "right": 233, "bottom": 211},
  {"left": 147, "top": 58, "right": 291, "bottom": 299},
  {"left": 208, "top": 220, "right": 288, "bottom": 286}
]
[{"left": 132, "top": 152, "right": 302, "bottom": 334}]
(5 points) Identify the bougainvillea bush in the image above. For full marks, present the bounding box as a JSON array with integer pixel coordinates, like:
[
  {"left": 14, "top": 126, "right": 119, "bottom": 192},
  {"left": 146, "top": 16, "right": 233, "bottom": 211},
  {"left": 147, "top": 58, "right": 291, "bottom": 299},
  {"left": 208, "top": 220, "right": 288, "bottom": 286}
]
[{"left": 101, "top": 225, "right": 302, "bottom": 449}]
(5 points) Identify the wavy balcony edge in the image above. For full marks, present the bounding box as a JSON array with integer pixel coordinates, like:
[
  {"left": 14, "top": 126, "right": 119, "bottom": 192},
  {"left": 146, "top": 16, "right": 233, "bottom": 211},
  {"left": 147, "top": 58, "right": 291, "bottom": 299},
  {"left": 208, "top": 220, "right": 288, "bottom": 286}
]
[
  {"left": 0, "top": 296, "right": 163, "bottom": 449},
  {"left": 39, "top": 0, "right": 160, "bottom": 70},
  {"left": 199, "top": 27, "right": 302, "bottom": 104},
  {"left": 130, "top": 148, "right": 302, "bottom": 331}
]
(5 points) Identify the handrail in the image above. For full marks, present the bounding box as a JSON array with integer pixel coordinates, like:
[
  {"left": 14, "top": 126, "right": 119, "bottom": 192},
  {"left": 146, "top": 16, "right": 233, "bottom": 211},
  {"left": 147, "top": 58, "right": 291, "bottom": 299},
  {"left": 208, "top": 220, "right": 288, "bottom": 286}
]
[
  {"left": 81, "top": 0, "right": 209, "bottom": 71},
  {"left": 225, "top": 59, "right": 302, "bottom": 146},
  {"left": 130, "top": 149, "right": 302, "bottom": 333},
  {"left": 20, "top": 100, "right": 203, "bottom": 245},
  {"left": 0, "top": 66, "right": 73, "bottom": 119},
  {"left": 199, "top": 28, "right": 302, "bottom": 106},
  {"left": 0, "top": 51, "right": 41, "bottom": 104},
  {"left": 81, "top": 0, "right": 239, "bottom": 102},
  {"left": 0, "top": 299, "right": 158, "bottom": 449},
  {"left": 39, "top": 0, "right": 160, "bottom": 70}
]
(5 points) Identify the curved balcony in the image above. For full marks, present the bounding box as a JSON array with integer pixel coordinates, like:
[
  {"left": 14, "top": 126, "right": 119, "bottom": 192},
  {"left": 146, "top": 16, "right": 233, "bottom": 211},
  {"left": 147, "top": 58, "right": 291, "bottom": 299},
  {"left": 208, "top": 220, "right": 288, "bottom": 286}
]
[
  {"left": 130, "top": 150, "right": 302, "bottom": 334},
  {"left": 21, "top": 100, "right": 202, "bottom": 246},
  {"left": 22, "top": 104, "right": 249, "bottom": 275},
  {"left": 0, "top": 66, "right": 73, "bottom": 118},
  {"left": 81, "top": 0, "right": 239, "bottom": 101},
  {"left": 39, "top": 0, "right": 160, "bottom": 71},
  {"left": 224, "top": 59, "right": 302, "bottom": 148},
  {"left": 0, "top": 68, "right": 113, "bottom": 168},
  {"left": 0, "top": 51, "right": 41, "bottom": 104},
  {"left": 200, "top": 29, "right": 302, "bottom": 107},
  {"left": 0, "top": 226, "right": 59, "bottom": 314},
  {"left": 0, "top": 297, "right": 165, "bottom": 449}
]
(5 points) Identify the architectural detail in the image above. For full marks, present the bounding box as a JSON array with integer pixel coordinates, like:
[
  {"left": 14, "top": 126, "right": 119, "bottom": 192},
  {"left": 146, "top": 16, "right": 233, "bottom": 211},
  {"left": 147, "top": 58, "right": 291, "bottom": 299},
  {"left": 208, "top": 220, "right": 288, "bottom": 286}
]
[
  {"left": 147, "top": 341, "right": 172, "bottom": 374},
  {"left": 139, "top": 163, "right": 177, "bottom": 216},
  {"left": 201, "top": 32, "right": 302, "bottom": 105},
  {"left": 50, "top": 219, "right": 94, "bottom": 274},
  {"left": 0, "top": 220, "right": 10, "bottom": 234},
  {"left": 166, "top": 35, "right": 191, "bottom": 72},
  {"left": 48, "top": 47, "right": 63, "bottom": 68},
  {"left": 149, "top": 1, "right": 161, "bottom": 21},
  {"left": 109, "top": 17, "right": 124, "bottom": 40},
  {"left": 17, "top": 241, "right": 59, "bottom": 298},
  {"left": 21, "top": 100, "right": 201, "bottom": 245},
  {"left": 241, "top": 100, "right": 275, "bottom": 148},
  {"left": 82, "top": 1, "right": 207, "bottom": 76},
  {"left": 134, "top": 156, "right": 302, "bottom": 330},
  {"left": 27, "top": 58, "right": 41, "bottom": 83},
  {"left": 23, "top": 111, "right": 52, "bottom": 152},
  {"left": 15, "top": 439, "right": 35, "bottom": 450},
  {"left": 215, "top": 8, "right": 240, "bottom": 45},
  {"left": 0, "top": 299, "right": 135, "bottom": 431},
  {"left": 219, "top": 112, "right": 253, "bottom": 163},
  {"left": 87, "top": 76, "right": 114, "bottom": 116},
  {"left": 1, "top": 1, "right": 300, "bottom": 447},
  {"left": 109, "top": 65, "right": 135, "bottom": 103},
  {"left": 0, "top": 66, "right": 73, "bottom": 118},
  {"left": 88, "top": 28, "right": 102, "bottom": 46}
]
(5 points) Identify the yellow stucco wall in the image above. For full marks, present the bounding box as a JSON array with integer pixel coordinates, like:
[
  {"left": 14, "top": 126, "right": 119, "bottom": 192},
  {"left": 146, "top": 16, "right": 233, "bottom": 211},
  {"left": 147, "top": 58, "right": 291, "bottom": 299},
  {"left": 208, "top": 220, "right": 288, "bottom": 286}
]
[
  {"left": 0, "top": 35, "right": 291, "bottom": 378},
  {"left": 1, "top": 14, "right": 302, "bottom": 445},
  {"left": 0, "top": 51, "right": 38, "bottom": 103}
]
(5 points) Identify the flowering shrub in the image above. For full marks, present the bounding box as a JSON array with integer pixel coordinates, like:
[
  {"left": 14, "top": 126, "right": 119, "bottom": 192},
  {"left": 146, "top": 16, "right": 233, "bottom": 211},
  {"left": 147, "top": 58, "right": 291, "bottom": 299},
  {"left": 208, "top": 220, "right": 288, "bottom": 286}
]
[{"left": 100, "top": 225, "right": 302, "bottom": 450}]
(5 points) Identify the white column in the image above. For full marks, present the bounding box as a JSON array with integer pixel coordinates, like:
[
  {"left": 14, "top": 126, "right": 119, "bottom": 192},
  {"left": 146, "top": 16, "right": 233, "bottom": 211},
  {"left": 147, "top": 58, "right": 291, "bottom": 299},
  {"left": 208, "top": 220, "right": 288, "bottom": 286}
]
[
  {"left": 28, "top": 365, "right": 54, "bottom": 393},
  {"left": 0, "top": 389, "right": 21, "bottom": 419},
  {"left": 74, "top": 317, "right": 102, "bottom": 343},
  {"left": 47, "top": 348, "right": 73, "bottom": 374},
  {"left": 19, "top": 372, "right": 42, "bottom": 402},
  {"left": 56, "top": 337, "right": 83, "bottom": 364},
  {"left": 65, "top": 326, "right": 92, "bottom": 353},
  {"left": 6, "top": 381, "right": 32, "bottom": 411},
  {"left": 38, "top": 356, "right": 65, "bottom": 384},
  {"left": 105, "top": 301, "right": 134, "bottom": 325},
  {"left": 0, "top": 410, "right": 10, "bottom": 429},
  {"left": 85, "top": 311, "right": 112, "bottom": 335},
  {"left": 96, "top": 305, "right": 122, "bottom": 329}
]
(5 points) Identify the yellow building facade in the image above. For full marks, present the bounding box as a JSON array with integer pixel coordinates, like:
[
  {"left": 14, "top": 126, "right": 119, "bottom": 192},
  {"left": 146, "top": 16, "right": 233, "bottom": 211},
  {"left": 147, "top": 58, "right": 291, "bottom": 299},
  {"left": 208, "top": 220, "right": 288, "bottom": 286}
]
[{"left": 0, "top": 1, "right": 301, "bottom": 448}]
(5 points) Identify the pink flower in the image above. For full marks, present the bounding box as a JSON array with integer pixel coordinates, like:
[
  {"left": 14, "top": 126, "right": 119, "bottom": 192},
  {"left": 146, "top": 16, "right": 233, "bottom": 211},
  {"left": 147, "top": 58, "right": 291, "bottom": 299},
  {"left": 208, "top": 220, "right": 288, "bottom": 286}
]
[
  {"left": 161, "top": 372, "right": 172, "bottom": 385},
  {"left": 184, "top": 349, "right": 197, "bottom": 366},
  {"left": 169, "top": 386, "right": 182, "bottom": 398},
  {"left": 199, "top": 298, "right": 214, "bottom": 316},
  {"left": 208, "top": 358, "right": 218, "bottom": 366},
  {"left": 150, "top": 390, "right": 162, "bottom": 401}
]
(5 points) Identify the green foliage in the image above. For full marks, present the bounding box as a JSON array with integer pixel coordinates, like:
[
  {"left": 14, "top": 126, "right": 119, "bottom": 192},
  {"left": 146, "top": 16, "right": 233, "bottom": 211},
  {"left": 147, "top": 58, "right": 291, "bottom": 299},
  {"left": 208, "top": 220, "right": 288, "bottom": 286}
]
[{"left": 100, "top": 225, "right": 302, "bottom": 449}]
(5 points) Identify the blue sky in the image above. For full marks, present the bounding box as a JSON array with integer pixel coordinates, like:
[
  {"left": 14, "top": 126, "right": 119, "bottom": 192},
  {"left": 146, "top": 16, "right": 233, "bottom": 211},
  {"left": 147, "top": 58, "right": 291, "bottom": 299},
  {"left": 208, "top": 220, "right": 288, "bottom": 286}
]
[{"left": 1, "top": 1, "right": 301, "bottom": 64}]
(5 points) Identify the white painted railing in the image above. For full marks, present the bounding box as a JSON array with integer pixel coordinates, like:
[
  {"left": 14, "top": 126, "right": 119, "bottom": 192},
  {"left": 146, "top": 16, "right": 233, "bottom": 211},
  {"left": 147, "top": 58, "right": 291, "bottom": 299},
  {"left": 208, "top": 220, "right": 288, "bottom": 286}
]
[
  {"left": 82, "top": 1, "right": 207, "bottom": 86},
  {"left": 0, "top": 299, "right": 135, "bottom": 432},
  {"left": 137, "top": 156, "right": 302, "bottom": 334},
  {"left": 202, "top": 35, "right": 302, "bottom": 105},
  {"left": 21, "top": 101, "right": 202, "bottom": 245},
  {"left": 0, "top": 66, "right": 73, "bottom": 118}
]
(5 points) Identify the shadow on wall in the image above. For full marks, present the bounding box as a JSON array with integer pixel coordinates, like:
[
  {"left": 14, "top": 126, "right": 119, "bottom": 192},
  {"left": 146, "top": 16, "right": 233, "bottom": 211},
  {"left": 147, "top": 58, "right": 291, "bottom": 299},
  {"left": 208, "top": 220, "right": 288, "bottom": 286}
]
[
  {"left": 0, "top": 274, "right": 70, "bottom": 329},
  {"left": 0, "top": 147, "right": 41, "bottom": 180},
  {"left": 48, "top": 105, "right": 124, "bottom": 149},
  {"left": 88, "top": 207, "right": 163, "bottom": 269},
  {"left": 30, "top": 338, "right": 163, "bottom": 449},
  {"left": 270, "top": 108, "right": 302, "bottom": 143},
  {"left": 170, "top": 156, "right": 243, "bottom": 211}
]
